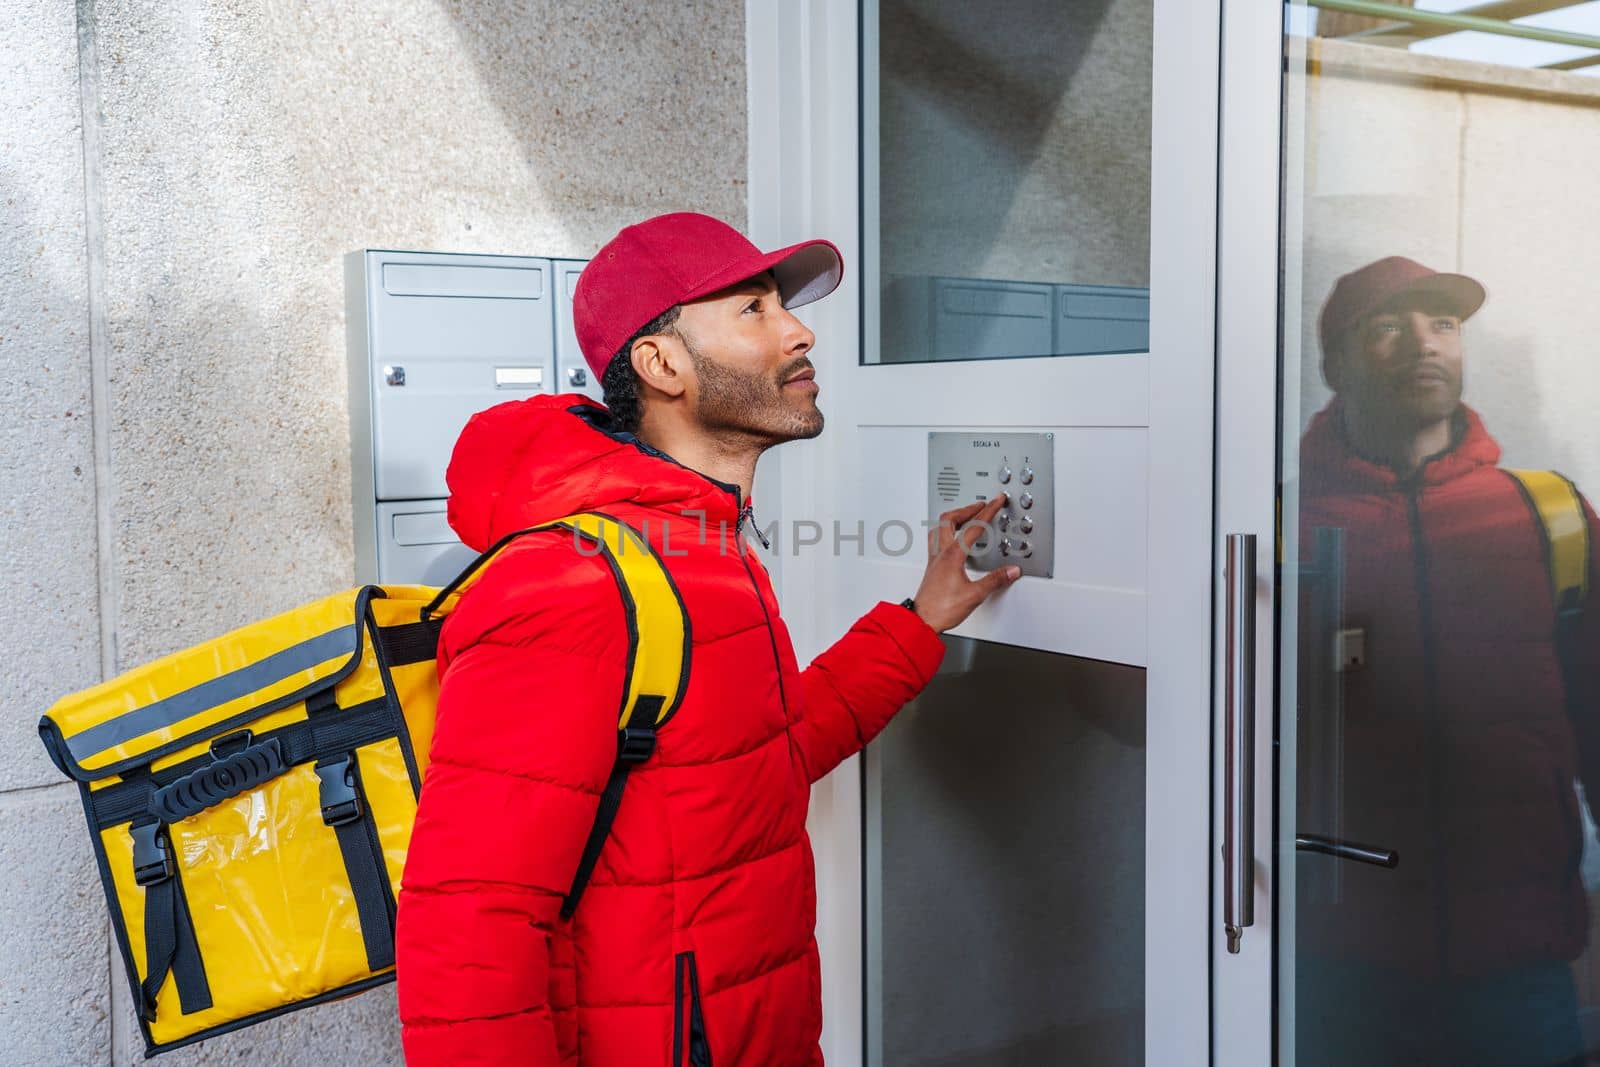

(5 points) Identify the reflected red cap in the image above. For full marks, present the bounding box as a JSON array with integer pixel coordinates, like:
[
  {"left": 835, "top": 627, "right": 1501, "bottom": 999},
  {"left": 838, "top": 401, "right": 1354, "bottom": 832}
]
[
  {"left": 1318, "top": 256, "right": 1486, "bottom": 363},
  {"left": 572, "top": 212, "right": 844, "bottom": 383}
]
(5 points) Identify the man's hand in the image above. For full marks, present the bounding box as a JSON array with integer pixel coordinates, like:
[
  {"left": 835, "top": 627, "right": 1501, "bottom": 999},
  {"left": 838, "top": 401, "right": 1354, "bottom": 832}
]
[{"left": 910, "top": 493, "right": 1022, "bottom": 633}]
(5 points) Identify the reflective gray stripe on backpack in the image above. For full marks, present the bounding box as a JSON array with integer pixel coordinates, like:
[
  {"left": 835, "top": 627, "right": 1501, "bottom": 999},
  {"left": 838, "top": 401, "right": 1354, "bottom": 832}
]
[{"left": 65, "top": 625, "right": 359, "bottom": 765}]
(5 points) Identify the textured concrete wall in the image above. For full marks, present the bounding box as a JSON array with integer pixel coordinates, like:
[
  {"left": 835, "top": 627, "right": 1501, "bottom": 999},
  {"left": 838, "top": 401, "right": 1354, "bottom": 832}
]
[
  {"left": 1293, "top": 41, "right": 1600, "bottom": 498},
  {"left": 878, "top": 0, "right": 1151, "bottom": 287},
  {"left": 4, "top": 0, "right": 744, "bottom": 1061},
  {"left": 0, "top": 1, "right": 111, "bottom": 1063}
]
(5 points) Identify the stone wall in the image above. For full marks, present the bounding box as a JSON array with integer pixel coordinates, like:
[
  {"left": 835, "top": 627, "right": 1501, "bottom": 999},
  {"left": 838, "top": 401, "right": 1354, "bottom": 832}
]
[{"left": 0, "top": 1, "right": 744, "bottom": 1061}]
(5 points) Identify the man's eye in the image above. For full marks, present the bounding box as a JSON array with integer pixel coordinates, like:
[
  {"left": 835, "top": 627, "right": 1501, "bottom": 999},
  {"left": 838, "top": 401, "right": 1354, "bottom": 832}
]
[
  {"left": 744, "top": 299, "right": 762, "bottom": 313},
  {"left": 1434, "top": 319, "right": 1457, "bottom": 331}
]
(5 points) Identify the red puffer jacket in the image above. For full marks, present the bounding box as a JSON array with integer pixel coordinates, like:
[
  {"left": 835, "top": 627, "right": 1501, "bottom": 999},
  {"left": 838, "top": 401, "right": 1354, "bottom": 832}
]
[
  {"left": 395, "top": 394, "right": 945, "bottom": 1065},
  {"left": 1296, "top": 402, "right": 1600, "bottom": 979}
]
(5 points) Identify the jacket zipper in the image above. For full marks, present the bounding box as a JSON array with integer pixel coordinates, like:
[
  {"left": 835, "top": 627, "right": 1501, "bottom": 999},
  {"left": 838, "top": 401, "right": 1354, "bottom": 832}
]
[
  {"left": 726, "top": 494, "right": 787, "bottom": 716},
  {"left": 736, "top": 501, "right": 771, "bottom": 550},
  {"left": 1405, "top": 486, "right": 1451, "bottom": 977},
  {"left": 601, "top": 429, "right": 790, "bottom": 722},
  {"left": 673, "top": 951, "right": 714, "bottom": 1067},
  {"left": 735, "top": 517, "right": 791, "bottom": 721},
  {"left": 597, "top": 416, "right": 790, "bottom": 732}
]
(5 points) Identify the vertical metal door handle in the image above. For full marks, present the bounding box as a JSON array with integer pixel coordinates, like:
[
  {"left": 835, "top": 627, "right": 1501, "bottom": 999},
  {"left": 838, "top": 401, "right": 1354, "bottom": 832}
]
[{"left": 1224, "top": 533, "right": 1257, "bottom": 954}]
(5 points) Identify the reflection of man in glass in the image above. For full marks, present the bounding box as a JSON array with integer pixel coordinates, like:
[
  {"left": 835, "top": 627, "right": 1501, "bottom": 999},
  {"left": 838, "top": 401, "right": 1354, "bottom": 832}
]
[{"left": 1297, "top": 256, "right": 1600, "bottom": 1067}]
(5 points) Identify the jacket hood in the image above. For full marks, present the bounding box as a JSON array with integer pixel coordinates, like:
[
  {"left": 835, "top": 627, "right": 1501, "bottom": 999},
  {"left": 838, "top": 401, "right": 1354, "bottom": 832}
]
[
  {"left": 445, "top": 393, "right": 744, "bottom": 551},
  {"left": 1300, "top": 399, "right": 1502, "bottom": 496}
]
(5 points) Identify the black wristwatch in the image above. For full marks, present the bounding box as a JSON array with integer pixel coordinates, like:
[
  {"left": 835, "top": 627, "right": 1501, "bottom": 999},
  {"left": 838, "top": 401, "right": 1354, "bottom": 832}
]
[{"left": 899, "top": 597, "right": 917, "bottom": 614}]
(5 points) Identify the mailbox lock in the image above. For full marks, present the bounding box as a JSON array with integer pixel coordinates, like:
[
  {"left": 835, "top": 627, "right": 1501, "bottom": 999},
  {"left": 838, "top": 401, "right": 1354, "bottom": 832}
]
[{"left": 383, "top": 365, "right": 406, "bottom": 387}]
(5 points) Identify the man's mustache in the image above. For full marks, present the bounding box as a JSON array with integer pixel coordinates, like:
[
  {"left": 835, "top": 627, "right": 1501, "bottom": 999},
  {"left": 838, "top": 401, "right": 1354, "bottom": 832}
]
[
  {"left": 1389, "top": 360, "right": 1455, "bottom": 386},
  {"left": 779, "top": 357, "right": 815, "bottom": 383}
]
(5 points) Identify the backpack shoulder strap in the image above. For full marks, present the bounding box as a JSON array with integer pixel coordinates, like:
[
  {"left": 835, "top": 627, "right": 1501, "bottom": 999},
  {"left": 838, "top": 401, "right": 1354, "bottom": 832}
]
[
  {"left": 550, "top": 512, "right": 692, "bottom": 735},
  {"left": 1506, "top": 469, "right": 1590, "bottom": 617},
  {"left": 419, "top": 524, "right": 556, "bottom": 624},
  {"left": 548, "top": 513, "right": 690, "bottom": 917},
  {"left": 419, "top": 512, "right": 690, "bottom": 918}
]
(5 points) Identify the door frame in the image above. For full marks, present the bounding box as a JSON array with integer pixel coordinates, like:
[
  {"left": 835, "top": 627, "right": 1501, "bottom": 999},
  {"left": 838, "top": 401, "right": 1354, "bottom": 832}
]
[
  {"left": 1208, "top": 0, "right": 1289, "bottom": 1064},
  {"left": 746, "top": 4, "right": 874, "bottom": 1061},
  {"left": 1146, "top": 0, "right": 1225, "bottom": 1061},
  {"left": 745, "top": 0, "right": 1235, "bottom": 1062}
]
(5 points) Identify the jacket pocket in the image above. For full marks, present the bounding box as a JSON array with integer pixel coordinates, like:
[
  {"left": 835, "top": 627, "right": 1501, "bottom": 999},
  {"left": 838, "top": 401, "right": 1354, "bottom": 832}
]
[{"left": 673, "top": 951, "right": 713, "bottom": 1067}]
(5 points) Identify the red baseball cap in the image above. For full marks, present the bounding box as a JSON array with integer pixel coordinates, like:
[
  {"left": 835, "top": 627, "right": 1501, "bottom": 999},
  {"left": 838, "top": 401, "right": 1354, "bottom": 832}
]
[
  {"left": 1318, "top": 255, "right": 1486, "bottom": 365},
  {"left": 572, "top": 212, "right": 844, "bottom": 382}
]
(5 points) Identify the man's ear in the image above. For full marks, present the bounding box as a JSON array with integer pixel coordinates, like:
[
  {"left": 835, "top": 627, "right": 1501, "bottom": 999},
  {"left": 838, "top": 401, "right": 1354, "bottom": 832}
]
[{"left": 630, "top": 335, "right": 689, "bottom": 400}]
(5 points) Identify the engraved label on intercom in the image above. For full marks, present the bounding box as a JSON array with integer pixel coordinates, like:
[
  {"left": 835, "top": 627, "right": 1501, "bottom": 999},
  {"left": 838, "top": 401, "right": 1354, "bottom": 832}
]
[{"left": 927, "top": 431, "right": 1055, "bottom": 579}]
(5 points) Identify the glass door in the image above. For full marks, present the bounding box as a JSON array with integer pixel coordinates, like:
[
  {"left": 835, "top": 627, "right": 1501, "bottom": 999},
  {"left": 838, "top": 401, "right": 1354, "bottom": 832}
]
[
  {"left": 1238, "top": 2, "right": 1600, "bottom": 1063},
  {"left": 750, "top": 1, "right": 1224, "bottom": 1061},
  {"left": 860, "top": 2, "right": 1154, "bottom": 1064}
]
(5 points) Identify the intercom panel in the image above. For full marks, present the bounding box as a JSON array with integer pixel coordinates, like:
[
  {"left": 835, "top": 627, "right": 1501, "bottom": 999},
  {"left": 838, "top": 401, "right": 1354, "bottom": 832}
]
[{"left": 928, "top": 431, "right": 1055, "bottom": 579}]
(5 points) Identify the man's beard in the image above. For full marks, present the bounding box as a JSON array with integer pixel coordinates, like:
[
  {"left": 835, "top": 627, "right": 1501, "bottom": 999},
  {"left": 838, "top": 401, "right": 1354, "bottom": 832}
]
[
  {"left": 1357, "top": 369, "right": 1462, "bottom": 435},
  {"left": 684, "top": 331, "right": 824, "bottom": 444}
]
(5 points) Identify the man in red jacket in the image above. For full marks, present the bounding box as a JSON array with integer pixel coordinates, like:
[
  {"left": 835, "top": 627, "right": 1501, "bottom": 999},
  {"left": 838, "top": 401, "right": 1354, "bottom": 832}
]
[
  {"left": 395, "top": 212, "right": 1020, "bottom": 1065},
  {"left": 1294, "top": 256, "right": 1600, "bottom": 1066}
]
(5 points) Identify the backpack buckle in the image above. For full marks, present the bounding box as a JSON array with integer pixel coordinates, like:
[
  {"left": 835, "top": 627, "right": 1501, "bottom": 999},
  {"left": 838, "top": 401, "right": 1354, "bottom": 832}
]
[
  {"left": 316, "top": 756, "right": 362, "bottom": 826},
  {"left": 131, "top": 822, "right": 174, "bottom": 886},
  {"left": 618, "top": 727, "right": 657, "bottom": 764}
]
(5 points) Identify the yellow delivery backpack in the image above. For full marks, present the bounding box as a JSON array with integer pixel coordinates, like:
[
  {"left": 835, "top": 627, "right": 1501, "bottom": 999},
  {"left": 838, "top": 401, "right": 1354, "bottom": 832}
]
[
  {"left": 1507, "top": 469, "right": 1592, "bottom": 714},
  {"left": 39, "top": 513, "right": 689, "bottom": 1057},
  {"left": 1506, "top": 469, "right": 1591, "bottom": 622}
]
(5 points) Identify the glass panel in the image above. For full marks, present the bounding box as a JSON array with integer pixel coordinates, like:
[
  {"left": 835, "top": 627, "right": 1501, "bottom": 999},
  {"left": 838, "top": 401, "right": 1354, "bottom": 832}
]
[
  {"left": 1280, "top": 4, "right": 1600, "bottom": 1064},
  {"left": 864, "top": 637, "right": 1144, "bottom": 1066},
  {"left": 861, "top": 0, "right": 1153, "bottom": 364}
]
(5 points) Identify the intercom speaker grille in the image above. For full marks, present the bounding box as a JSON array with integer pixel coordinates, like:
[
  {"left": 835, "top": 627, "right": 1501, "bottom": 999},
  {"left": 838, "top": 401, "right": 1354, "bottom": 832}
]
[{"left": 936, "top": 466, "right": 961, "bottom": 502}]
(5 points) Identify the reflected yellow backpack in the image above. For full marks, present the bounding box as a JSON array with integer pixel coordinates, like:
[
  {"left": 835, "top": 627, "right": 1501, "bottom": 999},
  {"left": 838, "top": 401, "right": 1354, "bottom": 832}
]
[
  {"left": 1507, "top": 469, "right": 1591, "bottom": 700},
  {"left": 1507, "top": 470, "right": 1591, "bottom": 618},
  {"left": 39, "top": 513, "right": 688, "bottom": 1056}
]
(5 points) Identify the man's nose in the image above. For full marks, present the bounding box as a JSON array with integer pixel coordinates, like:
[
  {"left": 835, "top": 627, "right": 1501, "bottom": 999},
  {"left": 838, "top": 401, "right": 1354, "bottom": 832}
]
[
  {"left": 1406, "top": 313, "right": 1436, "bottom": 355},
  {"left": 781, "top": 307, "right": 815, "bottom": 355}
]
